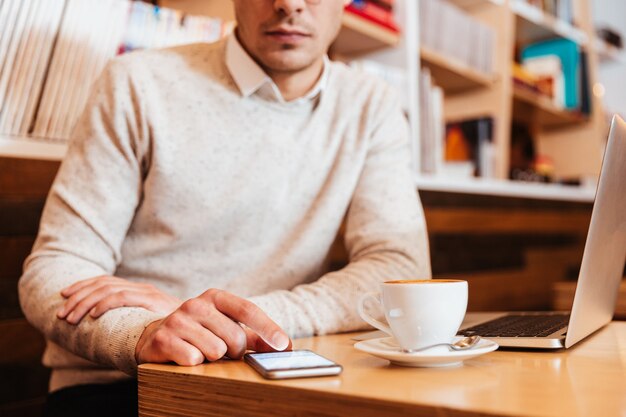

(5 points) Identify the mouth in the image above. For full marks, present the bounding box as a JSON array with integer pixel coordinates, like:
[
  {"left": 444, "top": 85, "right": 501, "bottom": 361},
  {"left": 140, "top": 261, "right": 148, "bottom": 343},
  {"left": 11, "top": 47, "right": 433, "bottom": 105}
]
[{"left": 264, "top": 27, "right": 312, "bottom": 43}]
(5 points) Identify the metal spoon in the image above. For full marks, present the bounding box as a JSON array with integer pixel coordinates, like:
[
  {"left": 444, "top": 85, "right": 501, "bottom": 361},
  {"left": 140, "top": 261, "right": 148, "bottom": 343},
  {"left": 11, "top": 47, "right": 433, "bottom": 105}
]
[{"left": 402, "top": 336, "right": 481, "bottom": 353}]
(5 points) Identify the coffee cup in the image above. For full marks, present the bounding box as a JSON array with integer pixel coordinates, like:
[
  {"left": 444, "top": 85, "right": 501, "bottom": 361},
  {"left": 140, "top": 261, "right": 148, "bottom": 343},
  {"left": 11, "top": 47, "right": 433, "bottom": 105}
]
[{"left": 358, "top": 279, "right": 468, "bottom": 351}]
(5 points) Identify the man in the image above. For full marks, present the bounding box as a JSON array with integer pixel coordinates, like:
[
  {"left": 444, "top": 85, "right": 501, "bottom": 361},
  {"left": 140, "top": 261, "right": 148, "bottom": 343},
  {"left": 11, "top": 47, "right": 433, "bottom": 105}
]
[{"left": 19, "top": 0, "right": 430, "bottom": 415}]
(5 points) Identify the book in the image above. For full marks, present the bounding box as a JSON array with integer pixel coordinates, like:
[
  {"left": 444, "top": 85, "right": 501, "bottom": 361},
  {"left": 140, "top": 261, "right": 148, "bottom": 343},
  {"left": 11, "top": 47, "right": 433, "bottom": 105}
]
[
  {"left": 518, "top": 0, "right": 575, "bottom": 24},
  {"left": 0, "top": 1, "right": 24, "bottom": 113},
  {"left": 0, "top": 1, "right": 30, "bottom": 123},
  {"left": 59, "top": 0, "right": 107, "bottom": 138},
  {"left": 444, "top": 117, "right": 495, "bottom": 178},
  {"left": 10, "top": 0, "right": 55, "bottom": 135},
  {"left": 34, "top": 0, "right": 81, "bottom": 138},
  {"left": 345, "top": 0, "right": 400, "bottom": 33},
  {"left": 19, "top": 0, "right": 65, "bottom": 135},
  {"left": 419, "top": 68, "right": 445, "bottom": 175},
  {"left": 2, "top": 0, "right": 227, "bottom": 141},
  {"left": 419, "top": 0, "right": 495, "bottom": 76},
  {"left": 521, "top": 38, "right": 581, "bottom": 110},
  {"left": 578, "top": 50, "right": 591, "bottom": 116},
  {"left": 0, "top": 0, "right": 38, "bottom": 133},
  {"left": 49, "top": 0, "right": 88, "bottom": 138},
  {"left": 522, "top": 55, "right": 565, "bottom": 108}
]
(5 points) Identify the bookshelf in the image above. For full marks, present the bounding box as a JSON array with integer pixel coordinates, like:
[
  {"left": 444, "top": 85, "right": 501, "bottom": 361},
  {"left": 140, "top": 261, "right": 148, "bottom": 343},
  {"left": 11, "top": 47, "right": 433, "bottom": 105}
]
[
  {"left": 420, "top": 46, "right": 495, "bottom": 93},
  {"left": 0, "top": 0, "right": 225, "bottom": 147},
  {"left": 0, "top": 134, "right": 67, "bottom": 161},
  {"left": 512, "top": 84, "right": 588, "bottom": 128},
  {"left": 0, "top": 0, "right": 608, "bottom": 198},
  {"left": 511, "top": 0, "right": 588, "bottom": 45},
  {"left": 415, "top": 174, "right": 595, "bottom": 202},
  {"left": 448, "top": 0, "right": 504, "bottom": 8},
  {"left": 333, "top": 12, "right": 400, "bottom": 57},
  {"left": 417, "top": 0, "right": 606, "bottom": 184}
]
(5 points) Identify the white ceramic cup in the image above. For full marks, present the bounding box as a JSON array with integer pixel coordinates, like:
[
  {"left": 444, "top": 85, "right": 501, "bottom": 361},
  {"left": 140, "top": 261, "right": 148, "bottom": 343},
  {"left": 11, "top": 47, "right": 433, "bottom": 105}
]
[{"left": 358, "top": 279, "right": 468, "bottom": 351}]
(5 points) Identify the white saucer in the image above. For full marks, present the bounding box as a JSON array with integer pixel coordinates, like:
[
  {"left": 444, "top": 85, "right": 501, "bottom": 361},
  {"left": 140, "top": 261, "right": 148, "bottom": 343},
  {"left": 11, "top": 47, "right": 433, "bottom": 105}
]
[{"left": 354, "top": 336, "right": 498, "bottom": 368}]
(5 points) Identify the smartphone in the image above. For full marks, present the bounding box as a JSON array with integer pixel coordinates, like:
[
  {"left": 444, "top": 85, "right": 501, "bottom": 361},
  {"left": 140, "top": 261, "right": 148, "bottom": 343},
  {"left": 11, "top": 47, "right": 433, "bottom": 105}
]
[{"left": 244, "top": 350, "right": 343, "bottom": 380}]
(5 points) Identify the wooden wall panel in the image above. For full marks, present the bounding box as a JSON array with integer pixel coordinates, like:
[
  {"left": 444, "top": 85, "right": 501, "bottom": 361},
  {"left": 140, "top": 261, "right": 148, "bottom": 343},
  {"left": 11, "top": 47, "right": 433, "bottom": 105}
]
[
  {"left": 424, "top": 208, "right": 591, "bottom": 234},
  {"left": 0, "top": 158, "right": 59, "bottom": 197},
  {"left": 0, "top": 320, "right": 48, "bottom": 365},
  {"left": 0, "top": 157, "right": 59, "bottom": 417},
  {"left": 0, "top": 237, "right": 35, "bottom": 279},
  {"left": 327, "top": 190, "right": 595, "bottom": 312},
  {"left": 420, "top": 190, "right": 592, "bottom": 311},
  {"left": 0, "top": 199, "right": 46, "bottom": 236}
]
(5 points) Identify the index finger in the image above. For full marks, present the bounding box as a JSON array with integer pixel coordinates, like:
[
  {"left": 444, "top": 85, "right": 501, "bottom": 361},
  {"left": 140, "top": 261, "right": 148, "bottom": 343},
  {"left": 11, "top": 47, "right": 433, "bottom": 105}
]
[
  {"left": 61, "top": 276, "right": 109, "bottom": 297},
  {"left": 243, "top": 326, "right": 293, "bottom": 353},
  {"left": 210, "top": 290, "right": 290, "bottom": 351}
]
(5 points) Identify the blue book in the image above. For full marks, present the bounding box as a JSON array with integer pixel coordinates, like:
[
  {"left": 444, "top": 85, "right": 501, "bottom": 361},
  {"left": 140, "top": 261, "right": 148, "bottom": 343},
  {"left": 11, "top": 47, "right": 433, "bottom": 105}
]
[{"left": 521, "top": 38, "right": 580, "bottom": 110}]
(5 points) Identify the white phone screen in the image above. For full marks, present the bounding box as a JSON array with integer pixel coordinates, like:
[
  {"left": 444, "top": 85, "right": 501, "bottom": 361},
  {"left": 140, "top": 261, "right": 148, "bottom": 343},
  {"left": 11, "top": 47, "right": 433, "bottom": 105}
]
[{"left": 248, "top": 350, "right": 335, "bottom": 370}]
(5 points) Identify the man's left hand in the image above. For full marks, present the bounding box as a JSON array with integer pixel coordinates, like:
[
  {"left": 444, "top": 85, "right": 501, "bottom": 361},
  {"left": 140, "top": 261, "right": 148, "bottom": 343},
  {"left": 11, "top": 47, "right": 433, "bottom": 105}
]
[{"left": 57, "top": 275, "right": 182, "bottom": 325}]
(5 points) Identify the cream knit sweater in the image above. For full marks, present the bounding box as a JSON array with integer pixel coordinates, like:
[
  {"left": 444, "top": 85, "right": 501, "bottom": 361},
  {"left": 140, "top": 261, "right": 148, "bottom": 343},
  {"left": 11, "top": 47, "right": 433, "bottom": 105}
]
[{"left": 19, "top": 38, "right": 431, "bottom": 391}]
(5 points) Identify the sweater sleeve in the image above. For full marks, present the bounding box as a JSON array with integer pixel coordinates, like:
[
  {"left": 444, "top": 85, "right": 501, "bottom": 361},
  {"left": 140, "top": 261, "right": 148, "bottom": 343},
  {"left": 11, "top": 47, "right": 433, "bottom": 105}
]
[
  {"left": 18, "top": 59, "right": 164, "bottom": 375},
  {"left": 249, "top": 87, "right": 431, "bottom": 338}
]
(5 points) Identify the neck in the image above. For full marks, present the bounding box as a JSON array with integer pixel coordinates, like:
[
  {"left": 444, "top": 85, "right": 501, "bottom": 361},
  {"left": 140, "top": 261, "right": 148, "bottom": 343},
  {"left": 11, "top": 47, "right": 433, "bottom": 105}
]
[
  {"left": 234, "top": 30, "right": 326, "bottom": 102},
  {"left": 265, "top": 58, "right": 325, "bottom": 101}
]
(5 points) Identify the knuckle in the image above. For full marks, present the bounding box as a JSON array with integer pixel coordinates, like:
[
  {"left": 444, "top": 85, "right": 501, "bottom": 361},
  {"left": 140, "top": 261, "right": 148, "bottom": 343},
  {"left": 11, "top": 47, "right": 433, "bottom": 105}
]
[
  {"left": 99, "top": 276, "right": 115, "bottom": 285},
  {"left": 236, "top": 302, "right": 257, "bottom": 321},
  {"left": 227, "top": 326, "right": 247, "bottom": 349},
  {"left": 224, "top": 328, "right": 247, "bottom": 357},
  {"left": 183, "top": 350, "right": 204, "bottom": 366},
  {"left": 166, "top": 312, "right": 185, "bottom": 328},
  {"left": 91, "top": 300, "right": 107, "bottom": 313},
  {"left": 206, "top": 340, "right": 227, "bottom": 361},
  {"left": 101, "top": 284, "right": 116, "bottom": 293},
  {"left": 73, "top": 299, "right": 91, "bottom": 312},
  {"left": 64, "top": 296, "right": 78, "bottom": 309},
  {"left": 180, "top": 298, "right": 199, "bottom": 314},
  {"left": 117, "top": 290, "right": 131, "bottom": 299},
  {"left": 203, "top": 288, "right": 221, "bottom": 300},
  {"left": 152, "top": 330, "right": 169, "bottom": 350}
]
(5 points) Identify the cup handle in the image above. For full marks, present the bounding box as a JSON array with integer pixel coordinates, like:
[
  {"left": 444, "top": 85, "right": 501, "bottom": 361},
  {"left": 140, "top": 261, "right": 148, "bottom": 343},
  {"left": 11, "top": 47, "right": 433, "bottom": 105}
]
[{"left": 357, "top": 292, "right": 392, "bottom": 335}]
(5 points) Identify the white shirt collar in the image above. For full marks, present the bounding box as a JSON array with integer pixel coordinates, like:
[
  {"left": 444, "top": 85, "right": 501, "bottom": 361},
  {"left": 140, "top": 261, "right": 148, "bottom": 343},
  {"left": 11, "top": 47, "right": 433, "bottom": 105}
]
[{"left": 225, "top": 32, "right": 329, "bottom": 104}]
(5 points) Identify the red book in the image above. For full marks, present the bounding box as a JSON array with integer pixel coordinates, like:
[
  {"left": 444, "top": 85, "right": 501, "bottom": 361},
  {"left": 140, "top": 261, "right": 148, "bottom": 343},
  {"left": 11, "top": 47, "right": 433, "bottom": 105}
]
[{"left": 345, "top": 2, "right": 400, "bottom": 33}]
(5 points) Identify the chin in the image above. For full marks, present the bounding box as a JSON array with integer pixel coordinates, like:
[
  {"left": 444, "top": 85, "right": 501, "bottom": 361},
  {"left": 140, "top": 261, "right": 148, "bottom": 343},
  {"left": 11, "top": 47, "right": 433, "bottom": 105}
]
[{"left": 261, "top": 50, "right": 318, "bottom": 73}]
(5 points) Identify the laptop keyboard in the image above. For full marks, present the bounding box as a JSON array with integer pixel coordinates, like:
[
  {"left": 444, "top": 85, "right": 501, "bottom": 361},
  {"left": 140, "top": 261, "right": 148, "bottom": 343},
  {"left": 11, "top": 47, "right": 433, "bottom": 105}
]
[{"left": 458, "top": 314, "right": 570, "bottom": 338}]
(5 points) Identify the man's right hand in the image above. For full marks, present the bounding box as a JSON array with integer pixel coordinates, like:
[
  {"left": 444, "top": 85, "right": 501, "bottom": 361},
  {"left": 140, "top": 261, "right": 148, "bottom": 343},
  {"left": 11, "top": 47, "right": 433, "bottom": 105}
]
[{"left": 135, "top": 289, "right": 291, "bottom": 366}]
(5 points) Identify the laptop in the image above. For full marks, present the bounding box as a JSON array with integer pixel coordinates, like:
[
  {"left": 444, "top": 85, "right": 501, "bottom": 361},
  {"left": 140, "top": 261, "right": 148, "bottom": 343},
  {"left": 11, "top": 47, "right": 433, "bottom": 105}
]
[{"left": 457, "top": 115, "right": 626, "bottom": 349}]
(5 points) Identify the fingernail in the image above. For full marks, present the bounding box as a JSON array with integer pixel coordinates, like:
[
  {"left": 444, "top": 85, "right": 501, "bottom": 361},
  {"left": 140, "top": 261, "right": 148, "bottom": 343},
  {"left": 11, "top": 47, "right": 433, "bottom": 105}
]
[
  {"left": 270, "top": 332, "right": 289, "bottom": 351},
  {"left": 57, "top": 308, "right": 66, "bottom": 318},
  {"left": 89, "top": 308, "right": 97, "bottom": 317},
  {"left": 66, "top": 312, "right": 75, "bottom": 323}
]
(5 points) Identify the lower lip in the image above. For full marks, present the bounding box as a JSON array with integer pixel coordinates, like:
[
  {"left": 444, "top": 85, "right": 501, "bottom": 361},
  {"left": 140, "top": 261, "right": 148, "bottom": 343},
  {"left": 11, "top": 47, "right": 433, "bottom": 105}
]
[{"left": 266, "top": 32, "right": 309, "bottom": 43}]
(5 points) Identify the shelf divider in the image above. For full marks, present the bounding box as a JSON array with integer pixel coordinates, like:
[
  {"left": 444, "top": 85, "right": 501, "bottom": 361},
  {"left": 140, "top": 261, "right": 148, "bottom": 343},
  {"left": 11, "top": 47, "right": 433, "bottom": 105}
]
[
  {"left": 512, "top": 83, "right": 588, "bottom": 128},
  {"left": 420, "top": 46, "right": 495, "bottom": 93},
  {"left": 332, "top": 11, "right": 401, "bottom": 57},
  {"left": 511, "top": 0, "right": 588, "bottom": 46}
]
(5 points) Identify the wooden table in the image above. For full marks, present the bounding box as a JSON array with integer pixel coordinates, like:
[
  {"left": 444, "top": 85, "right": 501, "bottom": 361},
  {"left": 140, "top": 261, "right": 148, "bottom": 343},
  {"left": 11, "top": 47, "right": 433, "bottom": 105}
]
[{"left": 138, "top": 321, "right": 626, "bottom": 417}]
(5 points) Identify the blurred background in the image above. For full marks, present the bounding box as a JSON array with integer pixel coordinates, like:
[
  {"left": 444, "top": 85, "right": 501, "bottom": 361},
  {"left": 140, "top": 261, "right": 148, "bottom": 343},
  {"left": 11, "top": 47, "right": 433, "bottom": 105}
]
[{"left": 0, "top": 1, "right": 625, "bottom": 416}]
